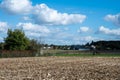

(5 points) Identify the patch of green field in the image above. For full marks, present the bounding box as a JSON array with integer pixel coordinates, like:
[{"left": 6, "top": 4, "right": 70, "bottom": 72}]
[
  {"left": 54, "top": 53, "right": 120, "bottom": 57},
  {"left": 43, "top": 50, "right": 120, "bottom": 57}
]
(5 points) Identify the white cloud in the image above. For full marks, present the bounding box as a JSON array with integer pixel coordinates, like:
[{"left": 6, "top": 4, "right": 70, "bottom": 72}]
[
  {"left": 22, "top": 16, "right": 31, "bottom": 21},
  {"left": 104, "top": 13, "right": 120, "bottom": 27},
  {"left": 0, "top": 0, "right": 86, "bottom": 25},
  {"left": 33, "top": 4, "right": 86, "bottom": 25},
  {"left": 78, "top": 27, "right": 89, "bottom": 33},
  {"left": 72, "top": 36, "right": 99, "bottom": 44},
  {"left": 74, "top": 36, "right": 94, "bottom": 42},
  {"left": 58, "top": 40, "right": 72, "bottom": 45},
  {"left": 81, "top": 36, "right": 94, "bottom": 41},
  {"left": 17, "top": 22, "right": 50, "bottom": 37},
  {"left": 99, "top": 26, "right": 120, "bottom": 36},
  {"left": 0, "top": 21, "right": 8, "bottom": 33},
  {"left": 0, "top": 0, "right": 32, "bottom": 14}
]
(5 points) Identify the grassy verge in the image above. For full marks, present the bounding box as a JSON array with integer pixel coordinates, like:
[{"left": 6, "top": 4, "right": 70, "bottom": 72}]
[
  {"left": 43, "top": 50, "right": 120, "bottom": 57},
  {"left": 54, "top": 53, "right": 120, "bottom": 57}
]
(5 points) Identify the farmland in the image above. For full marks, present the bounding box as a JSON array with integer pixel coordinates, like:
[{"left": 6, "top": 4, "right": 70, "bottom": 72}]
[{"left": 0, "top": 57, "right": 120, "bottom": 80}]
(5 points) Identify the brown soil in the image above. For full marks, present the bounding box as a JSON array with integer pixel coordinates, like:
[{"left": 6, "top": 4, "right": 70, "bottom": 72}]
[{"left": 0, "top": 57, "right": 120, "bottom": 80}]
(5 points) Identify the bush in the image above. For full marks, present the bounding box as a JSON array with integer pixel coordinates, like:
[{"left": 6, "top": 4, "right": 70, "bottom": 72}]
[{"left": 0, "top": 50, "right": 36, "bottom": 58}]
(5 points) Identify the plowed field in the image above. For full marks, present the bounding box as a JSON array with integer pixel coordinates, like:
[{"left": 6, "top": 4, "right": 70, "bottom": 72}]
[{"left": 0, "top": 57, "right": 120, "bottom": 80}]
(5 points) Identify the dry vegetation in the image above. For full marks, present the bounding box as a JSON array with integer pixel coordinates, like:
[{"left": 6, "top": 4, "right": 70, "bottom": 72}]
[{"left": 0, "top": 57, "right": 120, "bottom": 80}]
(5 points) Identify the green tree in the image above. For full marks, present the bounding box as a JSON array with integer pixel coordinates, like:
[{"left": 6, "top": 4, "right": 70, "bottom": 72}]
[{"left": 4, "top": 29, "right": 30, "bottom": 50}]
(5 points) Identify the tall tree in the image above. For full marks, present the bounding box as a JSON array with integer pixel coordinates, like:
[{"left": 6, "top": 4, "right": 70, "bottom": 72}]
[{"left": 4, "top": 29, "right": 30, "bottom": 50}]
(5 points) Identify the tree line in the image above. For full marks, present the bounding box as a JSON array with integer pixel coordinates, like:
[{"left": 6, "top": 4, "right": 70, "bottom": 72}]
[
  {"left": 89, "top": 41, "right": 120, "bottom": 50},
  {"left": 0, "top": 29, "right": 120, "bottom": 51}
]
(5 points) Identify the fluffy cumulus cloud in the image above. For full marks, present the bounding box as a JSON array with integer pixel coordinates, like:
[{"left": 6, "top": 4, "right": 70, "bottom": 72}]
[
  {"left": 104, "top": 13, "right": 120, "bottom": 27},
  {"left": 17, "top": 22, "right": 50, "bottom": 37},
  {"left": 99, "top": 26, "right": 120, "bottom": 36},
  {"left": 32, "top": 4, "right": 86, "bottom": 25},
  {"left": 0, "top": 0, "right": 86, "bottom": 25},
  {"left": 0, "top": 0, "right": 32, "bottom": 14},
  {"left": 0, "top": 21, "right": 8, "bottom": 33},
  {"left": 78, "top": 27, "right": 89, "bottom": 33}
]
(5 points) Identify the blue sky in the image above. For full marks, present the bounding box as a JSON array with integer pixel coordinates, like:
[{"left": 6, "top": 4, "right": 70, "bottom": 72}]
[{"left": 0, "top": 0, "right": 120, "bottom": 45}]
